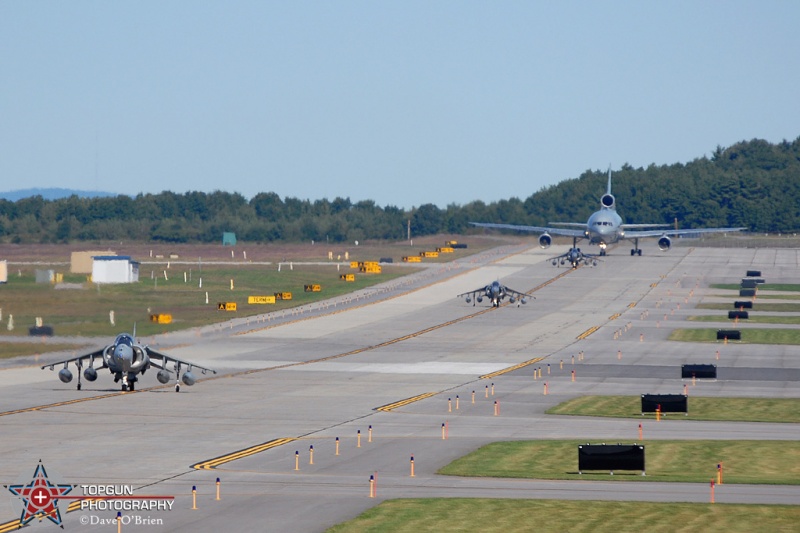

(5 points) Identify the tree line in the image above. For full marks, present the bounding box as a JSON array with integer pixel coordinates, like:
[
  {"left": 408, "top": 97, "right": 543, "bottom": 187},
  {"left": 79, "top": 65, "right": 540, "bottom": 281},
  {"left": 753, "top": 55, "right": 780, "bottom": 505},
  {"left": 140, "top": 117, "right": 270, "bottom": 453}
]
[{"left": 1, "top": 137, "right": 799, "bottom": 244}]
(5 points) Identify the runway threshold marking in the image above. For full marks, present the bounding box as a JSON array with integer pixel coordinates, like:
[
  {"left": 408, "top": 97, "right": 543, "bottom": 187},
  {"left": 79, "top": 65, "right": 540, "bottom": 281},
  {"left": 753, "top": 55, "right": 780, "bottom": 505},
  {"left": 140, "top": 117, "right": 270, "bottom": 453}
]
[
  {"left": 191, "top": 438, "right": 296, "bottom": 470},
  {"left": 480, "top": 357, "right": 545, "bottom": 379},
  {"left": 375, "top": 392, "right": 438, "bottom": 412}
]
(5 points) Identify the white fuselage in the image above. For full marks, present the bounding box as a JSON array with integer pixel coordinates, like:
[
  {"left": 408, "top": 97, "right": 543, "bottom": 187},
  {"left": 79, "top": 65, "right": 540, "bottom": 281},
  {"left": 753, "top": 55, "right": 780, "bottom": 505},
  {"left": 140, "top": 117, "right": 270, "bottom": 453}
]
[{"left": 585, "top": 207, "right": 623, "bottom": 247}]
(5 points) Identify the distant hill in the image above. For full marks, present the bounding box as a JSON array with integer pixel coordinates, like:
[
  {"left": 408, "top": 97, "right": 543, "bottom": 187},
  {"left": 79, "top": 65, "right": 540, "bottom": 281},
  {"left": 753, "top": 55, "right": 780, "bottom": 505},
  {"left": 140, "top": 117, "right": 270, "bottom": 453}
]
[{"left": 0, "top": 188, "right": 118, "bottom": 201}]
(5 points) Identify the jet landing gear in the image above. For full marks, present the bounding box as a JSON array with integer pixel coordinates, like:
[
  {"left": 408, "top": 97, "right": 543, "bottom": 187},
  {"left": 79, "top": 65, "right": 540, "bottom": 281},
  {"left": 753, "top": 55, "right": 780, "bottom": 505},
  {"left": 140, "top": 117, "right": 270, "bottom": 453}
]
[{"left": 630, "top": 238, "right": 642, "bottom": 256}]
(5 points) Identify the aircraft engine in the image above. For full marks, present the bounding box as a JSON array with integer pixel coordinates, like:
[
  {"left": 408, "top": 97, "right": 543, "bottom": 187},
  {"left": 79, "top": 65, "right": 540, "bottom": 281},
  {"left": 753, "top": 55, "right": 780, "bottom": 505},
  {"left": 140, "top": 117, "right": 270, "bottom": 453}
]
[
  {"left": 181, "top": 372, "right": 197, "bottom": 386},
  {"left": 465, "top": 296, "right": 472, "bottom": 303},
  {"left": 538, "top": 234, "right": 552, "bottom": 249},
  {"left": 476, "top": 296, "right": 483, "bottom": 303},
  {"left": 601, "top": 193, "right": 615, "bottom": 208},
  {"left": 658, "top": 236, "right": 672, "bottom": 251},
  {"left": 157, "top": 370, "right": 171, "bottom": 384},
  {"left": 83, "top": 367, "right": 98, "bottom": 381},
  {"left": 58, "top": 368, "right": 73, "bottom": 383},
  {"left": 509, "top": 297, "right": 516, "bottom": 304}
]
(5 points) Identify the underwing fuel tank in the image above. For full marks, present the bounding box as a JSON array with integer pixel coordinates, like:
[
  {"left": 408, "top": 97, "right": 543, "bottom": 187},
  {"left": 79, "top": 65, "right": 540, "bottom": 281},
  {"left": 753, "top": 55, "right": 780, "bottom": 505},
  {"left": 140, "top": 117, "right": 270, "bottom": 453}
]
[{"left": 58, "top": 368, "right": 73, "bottom": 383}]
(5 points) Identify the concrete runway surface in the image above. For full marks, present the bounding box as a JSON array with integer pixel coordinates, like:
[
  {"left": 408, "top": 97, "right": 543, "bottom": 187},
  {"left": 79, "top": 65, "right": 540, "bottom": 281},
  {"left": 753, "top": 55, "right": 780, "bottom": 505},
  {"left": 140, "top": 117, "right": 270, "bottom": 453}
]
[{"left": 1, "top": 243, "right": 798, "bottom": 532}]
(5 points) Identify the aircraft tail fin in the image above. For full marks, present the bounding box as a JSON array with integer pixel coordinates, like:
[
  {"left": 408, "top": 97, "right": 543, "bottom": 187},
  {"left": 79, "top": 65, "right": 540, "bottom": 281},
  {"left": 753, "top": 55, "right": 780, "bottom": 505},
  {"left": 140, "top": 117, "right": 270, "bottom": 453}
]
[{"left": 600, "top": 166, "right": 615, "bottom": 209}]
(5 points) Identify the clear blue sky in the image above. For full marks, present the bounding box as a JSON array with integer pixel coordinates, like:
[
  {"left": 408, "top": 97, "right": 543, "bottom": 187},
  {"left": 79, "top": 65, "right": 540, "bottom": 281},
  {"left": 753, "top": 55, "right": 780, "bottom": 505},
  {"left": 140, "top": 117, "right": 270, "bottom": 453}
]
[{"left": 1, "top": 2, "right": 798, "bottom": 209}]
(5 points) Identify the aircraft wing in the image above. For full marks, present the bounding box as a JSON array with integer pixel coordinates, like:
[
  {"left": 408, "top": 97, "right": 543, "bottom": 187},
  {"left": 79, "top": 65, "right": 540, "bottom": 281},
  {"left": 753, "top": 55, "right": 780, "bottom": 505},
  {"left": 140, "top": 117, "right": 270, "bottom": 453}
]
[
  {"left": 146, "top": 348, "right": 217, "bottom": 375},
  {"left": 620, "top": 223, "right": 671, "bottom": 229},
  {"left": 470, "top": 222, "right": 585, "bottom": 238},
  {"left": 41, "top": 347, "right": 107, "bottom": 370},
  {"left": 456, "top": 288, "right": 482, "bottom": 300},
  {"left": 504, "top": 287, "right": 533, "bottom": 301},
  {"left": 623, "top": 227, "right": 746, "bottom": 238}
]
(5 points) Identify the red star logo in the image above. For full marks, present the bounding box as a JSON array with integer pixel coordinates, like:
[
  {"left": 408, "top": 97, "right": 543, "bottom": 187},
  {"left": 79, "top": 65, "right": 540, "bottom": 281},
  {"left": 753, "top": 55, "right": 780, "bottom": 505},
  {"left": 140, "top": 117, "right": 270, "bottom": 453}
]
[{"left": 6, "top": 461, "right": 74, "bottom": 528}]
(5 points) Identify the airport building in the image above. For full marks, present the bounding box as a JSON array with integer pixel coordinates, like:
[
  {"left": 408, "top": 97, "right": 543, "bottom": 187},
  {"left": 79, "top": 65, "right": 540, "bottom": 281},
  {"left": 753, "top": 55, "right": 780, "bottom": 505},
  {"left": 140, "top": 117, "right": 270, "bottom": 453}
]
[{"left": 91, "top": 255, "right": 140, "bottom": 284}]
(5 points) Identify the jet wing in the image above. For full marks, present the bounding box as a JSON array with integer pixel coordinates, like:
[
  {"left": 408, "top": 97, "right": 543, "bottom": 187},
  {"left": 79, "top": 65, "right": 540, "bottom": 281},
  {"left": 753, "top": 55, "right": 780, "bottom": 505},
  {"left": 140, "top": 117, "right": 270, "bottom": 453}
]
[
  {"left": 456, "top": 288, "right": 483, "bottom": 300},
  {"left": 620, "top": 223, "right": 671, "bottom": 229},
  {"left": 470, "top": 222, "right": 585, "bottom": 238},
  {"left": 503, "top": 287, "right": 533, "bottom": 301},
  {"left": 145, "top": 347, "right": 217, "bottom": 375},
  {"left": 623, "top": 227, "right": 746, "bottom": 238},
  {"left": 41, "top": 347, "right": 107, "bottom": 370}
]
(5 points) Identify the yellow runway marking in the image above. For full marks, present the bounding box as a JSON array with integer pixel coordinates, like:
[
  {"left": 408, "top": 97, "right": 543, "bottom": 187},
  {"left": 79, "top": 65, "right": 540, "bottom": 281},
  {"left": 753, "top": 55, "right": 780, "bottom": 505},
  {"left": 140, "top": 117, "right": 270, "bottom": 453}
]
[
  {"left": 480, "top": 357, "right": 545, "bottom": 379},
  {"left": 576, "top": 326, "right": 600, "bottom": 340},
  {"left": 192, "top": 438, "right": 296, "bottom": 470},
  {"left": 375, "top": 392, "right": 438, "bottom": 412}
]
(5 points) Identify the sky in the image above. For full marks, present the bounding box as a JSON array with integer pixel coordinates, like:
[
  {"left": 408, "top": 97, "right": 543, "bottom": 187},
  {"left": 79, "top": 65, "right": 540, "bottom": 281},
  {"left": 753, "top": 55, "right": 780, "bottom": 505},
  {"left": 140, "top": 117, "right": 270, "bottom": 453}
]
[{"left": 1, "top": 2, "right": 799, "bottom": 210}]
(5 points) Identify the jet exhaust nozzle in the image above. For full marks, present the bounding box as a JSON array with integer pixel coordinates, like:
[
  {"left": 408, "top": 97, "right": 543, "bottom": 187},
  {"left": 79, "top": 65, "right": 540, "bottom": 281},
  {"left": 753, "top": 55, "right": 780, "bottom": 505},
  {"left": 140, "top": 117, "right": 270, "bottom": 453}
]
[
  {"left": 58, "top": 368, "right": 73, "bottom": 383},
  {"left": 157, "top": 370, "right": 171, "bottom": 384},
  {"left": 83, "top": 367, "right": 98, "bottom": 382},
  {"left": 181, "top": 372, "right": 196, "bottom": 386},
  {"left": 538, "top": 234, "right": 552, "bottom": 249}
]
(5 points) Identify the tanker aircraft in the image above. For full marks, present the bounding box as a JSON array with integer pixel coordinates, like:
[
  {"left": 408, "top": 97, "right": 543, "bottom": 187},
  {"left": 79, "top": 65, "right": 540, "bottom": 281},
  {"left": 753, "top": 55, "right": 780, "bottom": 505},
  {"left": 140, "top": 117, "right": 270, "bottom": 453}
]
[
  {"left": 458, "top": 280, "right": 531, "bottom": 307},
  {"left": 471, "top": 169, "right": 745, "bottom": 256},
  {"left": 42, "top": 331, "right": 216, "bottom": 392}
]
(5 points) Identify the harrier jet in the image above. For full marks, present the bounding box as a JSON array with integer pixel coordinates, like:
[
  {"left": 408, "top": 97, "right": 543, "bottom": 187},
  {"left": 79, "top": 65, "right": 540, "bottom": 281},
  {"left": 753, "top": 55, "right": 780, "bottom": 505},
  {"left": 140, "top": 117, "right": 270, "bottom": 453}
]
[
  {"left": 458, "top": 280, "right": 530, "bottom": 307},
  {"left": 42, "top": 331, "right": 216, "bottom": 392}
]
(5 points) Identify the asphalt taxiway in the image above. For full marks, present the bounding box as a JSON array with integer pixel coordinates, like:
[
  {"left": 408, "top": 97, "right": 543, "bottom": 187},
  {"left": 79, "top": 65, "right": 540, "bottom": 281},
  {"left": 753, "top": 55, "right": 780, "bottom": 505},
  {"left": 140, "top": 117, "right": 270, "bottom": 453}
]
[{"left": 0, "top": 243, "right": 798, "bottom": 532}]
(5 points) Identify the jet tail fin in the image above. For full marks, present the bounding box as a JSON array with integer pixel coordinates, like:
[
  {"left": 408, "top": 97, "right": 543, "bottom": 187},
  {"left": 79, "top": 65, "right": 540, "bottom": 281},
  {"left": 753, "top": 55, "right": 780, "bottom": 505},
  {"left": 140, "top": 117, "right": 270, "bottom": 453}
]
[{"left": 606, "top": 166, "right": 612, "bottom": 195}]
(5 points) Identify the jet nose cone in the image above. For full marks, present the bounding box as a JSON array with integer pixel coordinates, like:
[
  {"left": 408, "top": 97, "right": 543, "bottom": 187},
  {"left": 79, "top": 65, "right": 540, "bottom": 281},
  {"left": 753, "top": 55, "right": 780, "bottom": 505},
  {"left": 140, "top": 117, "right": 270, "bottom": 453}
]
[{"left": 114, "top": 344, "right": 133, "bottom": 363}]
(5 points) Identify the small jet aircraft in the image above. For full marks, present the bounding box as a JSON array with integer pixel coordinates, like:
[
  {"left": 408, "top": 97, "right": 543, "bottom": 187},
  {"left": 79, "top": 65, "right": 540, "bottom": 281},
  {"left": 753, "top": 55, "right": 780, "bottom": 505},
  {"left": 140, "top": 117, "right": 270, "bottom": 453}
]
[
  {"left": 550, "top": 247, "right": 601, "bottom": 268},
  {"left": 41, "top": 331, "right": 216, "bottom": 392},
  {"left": 458, "top": 280, "right": 531, "bottom": 307},
  {"left": 471, "top": 168, "right": 745, "bottom": 256}
]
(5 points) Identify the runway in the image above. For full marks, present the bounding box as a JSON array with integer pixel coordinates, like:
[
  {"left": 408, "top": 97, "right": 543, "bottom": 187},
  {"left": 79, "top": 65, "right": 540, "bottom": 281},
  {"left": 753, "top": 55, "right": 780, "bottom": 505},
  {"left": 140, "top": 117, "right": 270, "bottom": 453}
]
[{"left": 1, "top": 243, "right": 798, "bottom": 532}]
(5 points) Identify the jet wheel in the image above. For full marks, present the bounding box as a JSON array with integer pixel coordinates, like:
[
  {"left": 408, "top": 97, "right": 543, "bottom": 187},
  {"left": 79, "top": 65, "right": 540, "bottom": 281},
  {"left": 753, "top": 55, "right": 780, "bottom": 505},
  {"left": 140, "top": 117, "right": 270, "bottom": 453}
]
[
  {"left": 175, "top": 384, "right": 181, "bottom": 393},
  {"left": 77, "top": 383, "right": 81, "bottom": 391},
  {"left": 121, "top": 384, "right": 128, "bottom": 392}
]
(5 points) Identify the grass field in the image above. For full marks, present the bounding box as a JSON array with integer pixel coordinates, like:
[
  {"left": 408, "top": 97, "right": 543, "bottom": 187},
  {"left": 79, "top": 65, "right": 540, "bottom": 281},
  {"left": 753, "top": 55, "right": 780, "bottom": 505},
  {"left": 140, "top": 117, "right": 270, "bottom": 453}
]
[
  {"left": 437, "top": 440, "right": 800, "bottom": 484},
  {"left": 0, "top": 342, "right": 93, "bottom": 359},
  {"left": 710, "top": 283, "right": 800, "bottom": 292},
  {"left": 687, "top": 314, "right": 800, "bottom": 325},
  {"left": 327, "top": 499, "right": 800, "bottom": 533},
  {"left": 697, "top": 302, "right": 800, "bottom": 311},
  {"left": 545, "top": 396, "right": 800, "bottom": 423},
  {"left": 668, "top": 328, "right": 800, "bottom": 344},
  {"left": 0, "top": 264, "right": 411, "bottom": 337},
  {"left": 327, "top": 498, "right": 800, "bottom": 533}
]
